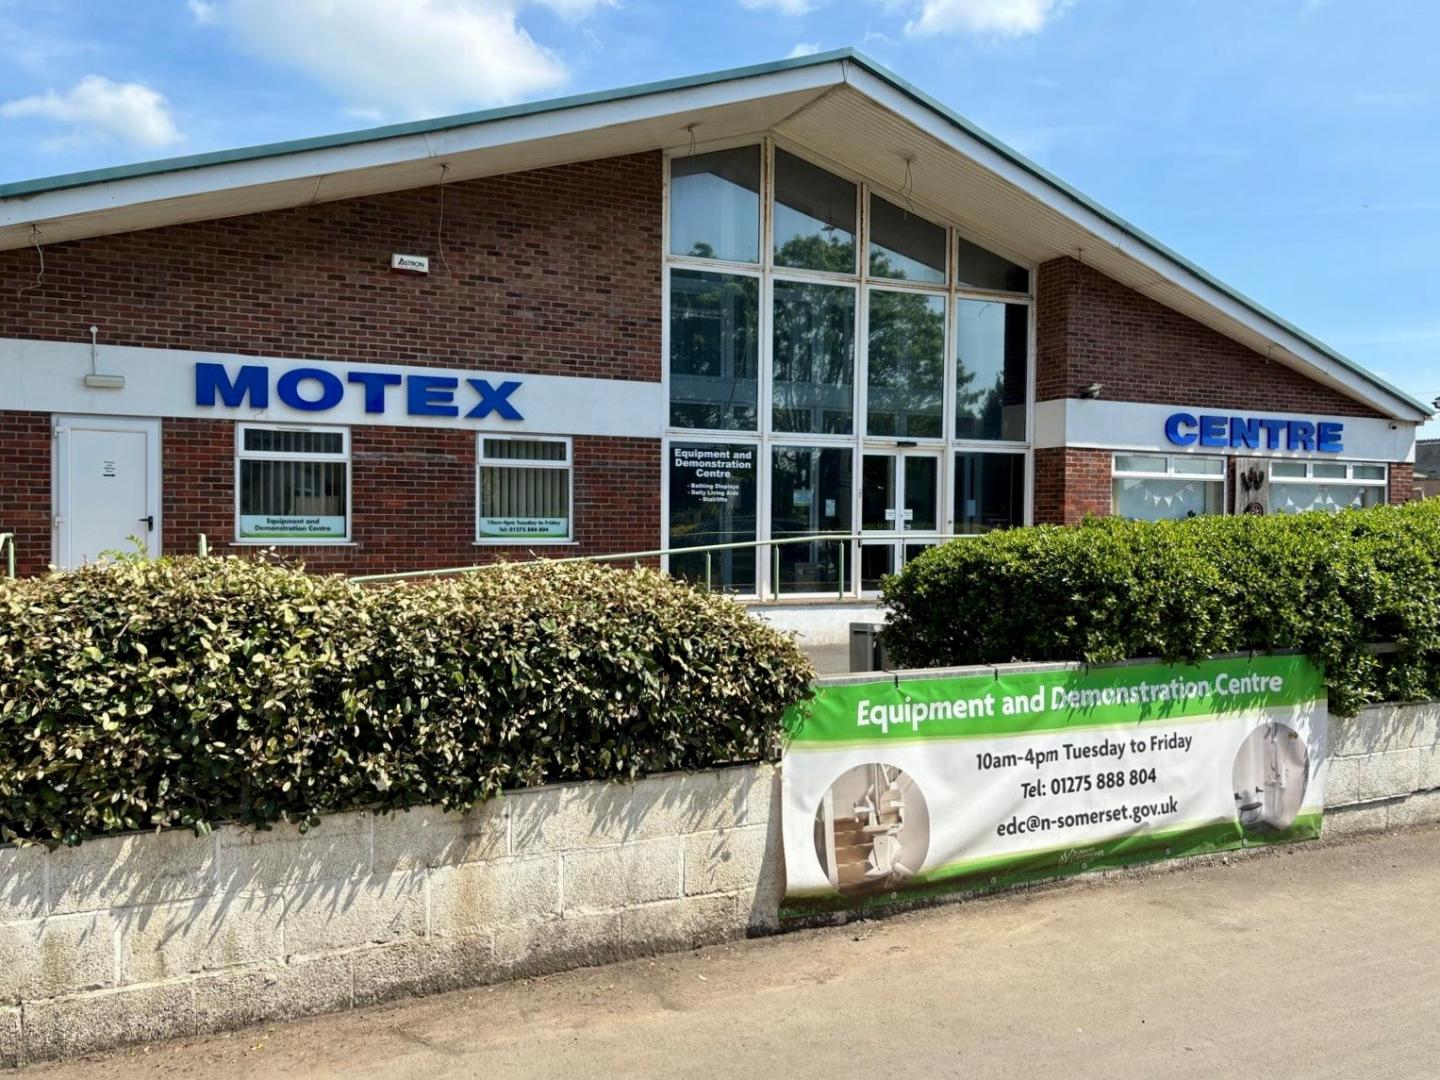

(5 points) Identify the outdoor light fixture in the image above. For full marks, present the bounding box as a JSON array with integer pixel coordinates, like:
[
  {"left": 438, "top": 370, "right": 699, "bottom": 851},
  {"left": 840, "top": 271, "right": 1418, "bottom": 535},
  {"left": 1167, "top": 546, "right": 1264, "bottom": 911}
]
[
  {"left": 1080, "top": 383, "right": 1103, "bottom": 399},
  {"left": 82, "top": 325, "right": 125, "bottom": 390}
]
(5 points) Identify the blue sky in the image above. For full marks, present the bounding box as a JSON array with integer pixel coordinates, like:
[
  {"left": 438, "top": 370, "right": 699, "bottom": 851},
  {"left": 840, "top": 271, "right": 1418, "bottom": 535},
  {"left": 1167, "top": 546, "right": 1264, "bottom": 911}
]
[{"left": 2, "top": 0, "right": 1437, "bottom": 433}]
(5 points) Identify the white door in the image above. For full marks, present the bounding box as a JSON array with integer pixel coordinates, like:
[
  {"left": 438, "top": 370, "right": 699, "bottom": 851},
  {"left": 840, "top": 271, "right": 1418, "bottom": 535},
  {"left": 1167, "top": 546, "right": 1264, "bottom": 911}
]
[{"left": 54, "top": 416, "right": 162, "bottom": 568}]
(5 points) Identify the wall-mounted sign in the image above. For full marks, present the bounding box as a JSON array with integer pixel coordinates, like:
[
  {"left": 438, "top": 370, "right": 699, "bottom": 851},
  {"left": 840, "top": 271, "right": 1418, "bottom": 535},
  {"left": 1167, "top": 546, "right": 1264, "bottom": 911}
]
[
  {"left": 1164, "top": 412, "right": 1344, "bottom": 453},
  {"left": 196, "top": 362, "right": 523, "bottom": 422},
  {"left": 780, "top": 654, "right": 1327, "bottom": 919},
  {"left": 239, "top": 514, "right": 347, "bottom": 540},
  {"left": 477, "top": 516, "right": 568, "bottom": 539},
  {"left": 390, "top": 253, "right": 430, "bottom": 274}
]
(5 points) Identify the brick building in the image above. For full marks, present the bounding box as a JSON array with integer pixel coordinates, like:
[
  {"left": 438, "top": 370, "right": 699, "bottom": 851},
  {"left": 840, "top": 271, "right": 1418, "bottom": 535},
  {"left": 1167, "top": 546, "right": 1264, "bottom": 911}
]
[{"left": 0, "top": 49, "right": 1429, "bottom": 593}]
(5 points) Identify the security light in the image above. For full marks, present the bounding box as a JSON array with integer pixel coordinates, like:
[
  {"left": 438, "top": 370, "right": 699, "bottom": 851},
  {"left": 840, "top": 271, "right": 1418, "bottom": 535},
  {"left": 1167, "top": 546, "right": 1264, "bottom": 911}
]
[{"left": 1081, "top": 383, "right": 1103, "bottom": 399}]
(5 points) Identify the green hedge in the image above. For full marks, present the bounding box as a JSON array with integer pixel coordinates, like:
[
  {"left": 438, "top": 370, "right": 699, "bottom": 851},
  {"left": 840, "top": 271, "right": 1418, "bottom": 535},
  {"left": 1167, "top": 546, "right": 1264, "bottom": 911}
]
[
  {"left": 882, "top": 500, "right": 1440, "bottom": 718},
  {"left": 0, "top": 557, "right": 813, "bottom": 846}
]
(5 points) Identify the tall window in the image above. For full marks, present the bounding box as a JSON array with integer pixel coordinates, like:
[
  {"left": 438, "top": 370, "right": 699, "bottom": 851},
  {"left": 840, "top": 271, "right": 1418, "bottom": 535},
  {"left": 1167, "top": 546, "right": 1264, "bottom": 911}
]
[
  {"left": 477, "top": 436, "right": 572, "bottom": 543},
  {"left": 665, "top": 141, "right": 1034, "bottom": 595},
  {"left": 1269, "top": 461, "right": 1387, "bottom": 514},
  {"left": 236, "top": 424, "right": 349, "bottom": 542}
]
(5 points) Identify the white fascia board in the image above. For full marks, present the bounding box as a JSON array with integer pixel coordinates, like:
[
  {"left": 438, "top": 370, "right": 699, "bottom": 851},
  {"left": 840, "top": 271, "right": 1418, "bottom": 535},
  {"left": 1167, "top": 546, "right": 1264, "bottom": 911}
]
[
  {"left": 843, "top": 66, "right": 1429, "bottom": 424},
  {"left": 1033, "top": 399, "right": 1417, "bottom": 463},
  {"left": 0, "top": 62, "right": 844, "bottom": 233},
  {"left": 0, "top": 338, "right": 664, "bottom": 440}
]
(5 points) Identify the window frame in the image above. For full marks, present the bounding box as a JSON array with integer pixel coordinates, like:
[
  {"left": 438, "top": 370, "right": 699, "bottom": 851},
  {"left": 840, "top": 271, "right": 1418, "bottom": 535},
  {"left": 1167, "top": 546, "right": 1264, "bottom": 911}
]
[
  {"left": 1266, "top": 459, "right": 1388, "bottom": 515},
  {"left": 233, "top": 422, "right": 353, "bottom": 545},
  {"left": 661, "top": 134, "right": 1037, "bottom": 598},
  {"left": 474, "top": 433, "right": 576, "bottom": 546},
  {"left": 1111, "top": 452, "right": 1227, "bottom": 521}
]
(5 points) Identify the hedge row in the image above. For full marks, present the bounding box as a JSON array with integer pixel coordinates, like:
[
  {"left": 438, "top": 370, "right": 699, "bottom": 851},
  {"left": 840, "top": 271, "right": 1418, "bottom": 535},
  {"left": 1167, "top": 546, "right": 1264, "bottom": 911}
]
[
  {"left": 0, "top": 557, "right": 814, "bottom": 846},
  {"left": 882, "top": 499, "right": 1440, "bottom": 718}
]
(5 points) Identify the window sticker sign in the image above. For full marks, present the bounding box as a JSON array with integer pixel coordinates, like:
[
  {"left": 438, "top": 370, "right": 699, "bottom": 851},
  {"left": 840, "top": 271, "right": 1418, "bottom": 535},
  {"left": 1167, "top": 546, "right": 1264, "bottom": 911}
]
[
  {"left": 239, "top": 514, "right": 347, "bottom": 539},
  {"left": 478, "top": 517, "right": 569, "bottom": 539},
  {"left": 780, "top": 654, "right": 1326, "bottom": 918}
]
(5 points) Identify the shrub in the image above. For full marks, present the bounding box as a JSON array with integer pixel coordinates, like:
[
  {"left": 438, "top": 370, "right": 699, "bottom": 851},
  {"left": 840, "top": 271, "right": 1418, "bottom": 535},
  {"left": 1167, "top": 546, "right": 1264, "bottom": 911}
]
[
  {"left": 0, "top": 556, "right": 813, "bottom": 846},
  {"left": 881, "top": 500, "right": 1440, "bottom": 718}
]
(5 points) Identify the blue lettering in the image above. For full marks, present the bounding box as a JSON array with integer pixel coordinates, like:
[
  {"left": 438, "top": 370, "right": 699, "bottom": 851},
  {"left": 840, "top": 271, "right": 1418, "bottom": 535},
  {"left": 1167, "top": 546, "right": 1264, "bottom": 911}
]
[
  {"left": 466, "top": 378, "right": 523, "bottom": 421},
  {"left": 1198, "top": 414, "right": 1227, "bottom": 448},
  {"left": 1259, "top": 418, "right": 1287, "bottom": 450},
  {"left": 1287, "top": 420, "right": 1316, "bottom": 452},
  {"left": 1229, "top": 417, "right": 1261, "bottom": 449},
  {"left": 1164, "top": 412, "right": 1197, "bottom": 447},
  {"left": 408, "top": 375, "right": 459, "bottom": 417},
  {"left": 195, "top": 362, "right": 268, "bottom": 408},
  {"left": 347, "top": 371, "right": 402, "bottom": 413},
  {"left": 276, "top": 368, "right": 344, "bottom": 411},
  {"left": 1316, "top": 421, "right": 1345, "bottom": 453}
]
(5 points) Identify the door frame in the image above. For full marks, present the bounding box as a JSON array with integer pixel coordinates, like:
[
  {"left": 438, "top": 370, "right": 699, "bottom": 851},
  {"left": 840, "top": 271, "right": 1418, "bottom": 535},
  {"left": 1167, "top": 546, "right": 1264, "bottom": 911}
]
[{"left": 53, "top": 414, "right": 163, "bottom": 567}]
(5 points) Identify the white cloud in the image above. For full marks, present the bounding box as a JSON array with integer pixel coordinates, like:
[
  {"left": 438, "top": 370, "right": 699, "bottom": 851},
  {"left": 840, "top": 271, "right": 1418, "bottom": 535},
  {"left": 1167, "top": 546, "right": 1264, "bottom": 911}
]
[
  {"left": 787, "top": 42, "right": 821, "bottom": 58},
  {"left": 186, "top": 0, "right": 219, "bottom": 24},
  {"left": 0, "top": 75, "right": 182, "bottom": 148},
  {"left": 192, "top": 0, "right": 612, "bottom": 119},
  {"left": 907, "top": 0, "right": 1071, "bottom": 37},
  {"left": 739, "top": 0, "right": 818, "bottom": 14}
]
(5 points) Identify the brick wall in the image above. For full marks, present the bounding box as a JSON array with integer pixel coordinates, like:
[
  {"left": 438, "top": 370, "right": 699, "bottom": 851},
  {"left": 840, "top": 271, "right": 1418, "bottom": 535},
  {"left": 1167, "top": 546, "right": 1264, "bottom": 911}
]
[
  {"left": 0, "top": 153, "right": 663, "bottom": 383},
  {"left": 163, "top": 419, "right": 659, "bottom": 575},
  {"left": 1033, "top": 447, "right": 1110, "bottom": 525},
  {"left": 0, "top": 411, "right": 50, "bottom": 577},
  {"left": 1035, "top": 257, "right": 1384, "bottom": 419},
  {"left": 1390, "top": 463, "right": 1415, "bottom": 504}
]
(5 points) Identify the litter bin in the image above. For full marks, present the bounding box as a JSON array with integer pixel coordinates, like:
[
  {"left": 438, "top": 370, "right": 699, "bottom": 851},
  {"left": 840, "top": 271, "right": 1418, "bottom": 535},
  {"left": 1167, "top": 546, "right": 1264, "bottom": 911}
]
[{"left": 849, "top": 622, "right": 890, "bottom": 672}]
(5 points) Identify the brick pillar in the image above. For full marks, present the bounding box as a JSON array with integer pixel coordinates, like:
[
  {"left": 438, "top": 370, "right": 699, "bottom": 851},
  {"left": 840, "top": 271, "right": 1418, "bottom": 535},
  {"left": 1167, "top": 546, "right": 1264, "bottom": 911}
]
[{"left": 1033, "top": 447, "right": 1112, "bottom": 525}]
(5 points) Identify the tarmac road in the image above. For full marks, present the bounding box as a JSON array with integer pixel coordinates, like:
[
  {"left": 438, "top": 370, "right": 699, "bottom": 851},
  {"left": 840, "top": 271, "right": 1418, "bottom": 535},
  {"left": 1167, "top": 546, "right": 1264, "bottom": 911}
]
[{"left": 19, "top": 823, "right": 1440, "bottom": 1079}]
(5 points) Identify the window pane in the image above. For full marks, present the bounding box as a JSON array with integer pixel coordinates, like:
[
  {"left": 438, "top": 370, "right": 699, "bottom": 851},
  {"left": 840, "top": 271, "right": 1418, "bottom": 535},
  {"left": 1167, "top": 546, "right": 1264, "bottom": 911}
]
[
  {"left": 772, "top": 446, "right": 852, "bottom": 594},
  {"left": 954, "top": 452, "right": 1024, "bottom": 533},
  {"left": 1271, "top": 462, "right": 1307, "bottom": 478},
  {"left": 238, "top": 459, "right": 347, "bottom": 539},
  {"left": 954, "top": 298, "right": 1028, "bottom": 440},
  {"left": 668, "top": 443, "right": 757, "bottom": 593},
  {"left": 773, "top": 149, "right": 856, "bottom": 273},
  {"left": 479, "top": 466, "right": 569, "bottom": 539},
  {"left": 1271, "top": 482, "right": 1383, "bottom": 515},
  {"left": 772, "top": 280, "right": 856, "bottom": 434},
  {"left": 955, "top": 235, "right": 1029, "bottom": 292},
  {"left": 861, "top": 454, "right": 896, "bottom": 531},
  {"left": 904, "top": 456, "right": 939, "bottom": 531},
  {"left": 1312, "top": 462, "right": 1347, "bottom": 479},
  {"left": 860, "top": 544, "right": 895, "bottom": 592},
  {"left": 668, "top": 146, "right": 761, "bottom": 263},
  {"left": 669, "top": 269, "right": 759, "bottom": 430},
  {"left": 481, "top": 438, "right": 566, "bottom": 462},
  {"left": 243, "top": 428, "right": 343, "bottom": 455},
  {"left": 1113, "top": 476, "right": 1223, "bottom": 521},
  {"left": 866, "top": 291, "right": 945, "bottom": 438},
  {"left": 1172, "top": 456, "right": 1225, "bottom": 476},
  {"left": 869, "top": 196, "right": 946, "bottom": 284},
  {"left": 1114, "top": 454, "right": 1169, "bottom": 474},
  {"left": 1353, "top": 464, "right": 1387, "bottom": 480}
]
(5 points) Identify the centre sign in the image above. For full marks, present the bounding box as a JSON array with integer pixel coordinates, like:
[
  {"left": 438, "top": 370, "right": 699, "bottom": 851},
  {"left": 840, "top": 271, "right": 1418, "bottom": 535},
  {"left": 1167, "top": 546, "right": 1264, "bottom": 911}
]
[{"left": 1164, "top": 412, "right": 1344, "bottom": 453}]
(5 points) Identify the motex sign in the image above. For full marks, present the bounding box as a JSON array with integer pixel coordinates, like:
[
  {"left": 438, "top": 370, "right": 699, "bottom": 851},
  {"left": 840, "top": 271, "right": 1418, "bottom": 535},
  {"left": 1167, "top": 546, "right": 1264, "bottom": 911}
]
[
  {"left": 1164, "top": 413, "right": 1343, "bottom": 453},
  {"left": 195, "top": 362, "right": 523, "bottom": 421}
]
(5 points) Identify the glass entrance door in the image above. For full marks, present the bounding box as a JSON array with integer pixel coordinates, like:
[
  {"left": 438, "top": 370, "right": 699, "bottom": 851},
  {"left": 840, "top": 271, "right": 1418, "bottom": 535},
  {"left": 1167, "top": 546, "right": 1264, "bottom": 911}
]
[{"left": 860, "top": 449, "right": 941, "bottom": 592}]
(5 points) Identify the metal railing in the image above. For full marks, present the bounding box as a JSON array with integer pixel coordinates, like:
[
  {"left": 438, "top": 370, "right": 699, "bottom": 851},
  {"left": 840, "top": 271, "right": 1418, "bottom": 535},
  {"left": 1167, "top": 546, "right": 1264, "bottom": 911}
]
[
  {"left": 0, "top": 533, "right": 13, "bottom": 580},
  {"left": 352, "top": 531, "right": 882, "bottom": 600}
]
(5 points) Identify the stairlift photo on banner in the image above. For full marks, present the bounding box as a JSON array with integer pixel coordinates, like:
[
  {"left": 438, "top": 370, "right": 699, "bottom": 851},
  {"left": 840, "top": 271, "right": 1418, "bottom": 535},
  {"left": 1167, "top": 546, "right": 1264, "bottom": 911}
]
[{"left": 779, "top": 655, "right": 1327, "bottom": 917}]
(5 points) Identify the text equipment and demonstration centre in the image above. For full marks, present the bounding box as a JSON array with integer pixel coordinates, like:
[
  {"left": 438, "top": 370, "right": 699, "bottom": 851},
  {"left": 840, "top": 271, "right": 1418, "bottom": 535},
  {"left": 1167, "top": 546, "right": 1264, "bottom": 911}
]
[{"left": 0, "top": 49, "right": 1427, "bottom": 588}]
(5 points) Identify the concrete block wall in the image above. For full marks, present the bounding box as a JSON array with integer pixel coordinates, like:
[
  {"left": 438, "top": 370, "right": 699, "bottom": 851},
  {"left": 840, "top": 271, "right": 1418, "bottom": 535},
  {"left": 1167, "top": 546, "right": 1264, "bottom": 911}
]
[
  {"left": 0, "top": 765, "right": 782, "bottom": 1065},
  {"left": 1, "top": 700, "right": 1437, "bottom": 1065}
]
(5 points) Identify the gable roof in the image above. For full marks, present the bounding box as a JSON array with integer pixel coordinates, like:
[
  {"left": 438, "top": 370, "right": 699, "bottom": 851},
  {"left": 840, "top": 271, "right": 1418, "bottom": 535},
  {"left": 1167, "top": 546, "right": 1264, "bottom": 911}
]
[{"left": 1, "top": 48, "right": 1430, "bottom": 422}]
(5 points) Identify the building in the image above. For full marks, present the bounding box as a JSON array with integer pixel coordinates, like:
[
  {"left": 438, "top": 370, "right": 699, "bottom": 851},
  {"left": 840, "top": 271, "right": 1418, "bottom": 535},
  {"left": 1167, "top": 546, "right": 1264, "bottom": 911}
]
[
  {"left": 1418, "top": 440, "right": 1440, "bottom": 500},
  {"left": 0, "top": 49, "right": 1429, "bottom": 595}
]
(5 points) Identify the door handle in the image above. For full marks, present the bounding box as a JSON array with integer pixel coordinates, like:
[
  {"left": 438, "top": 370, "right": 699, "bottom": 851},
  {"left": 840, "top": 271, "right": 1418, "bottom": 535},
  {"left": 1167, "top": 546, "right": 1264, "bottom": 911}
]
[{"left": 140, "top": 515, "right": 155, "bottom": 533}]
